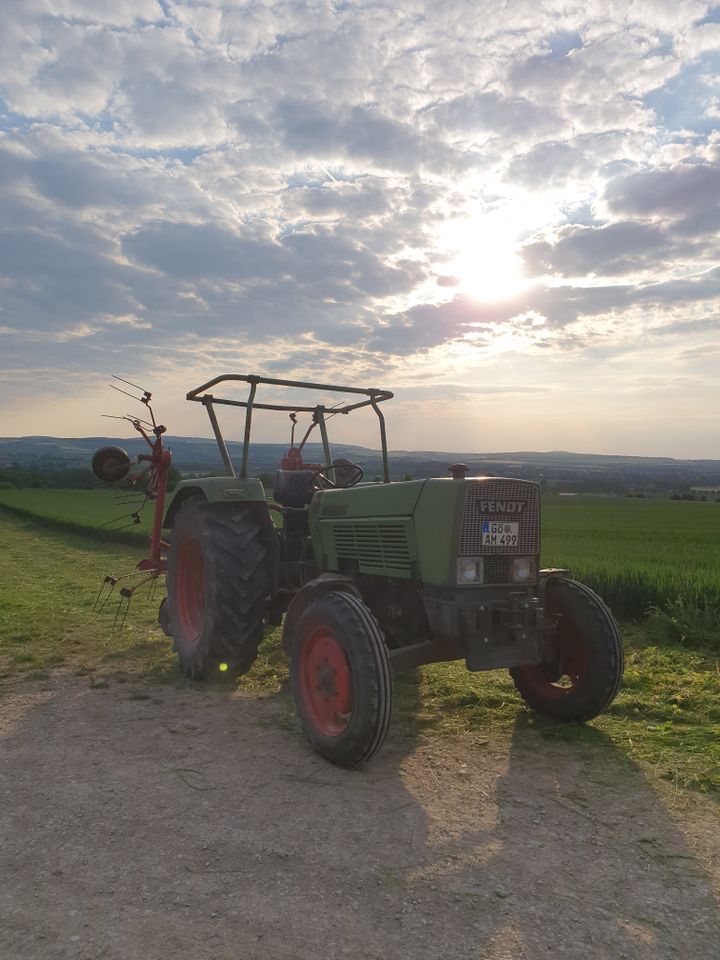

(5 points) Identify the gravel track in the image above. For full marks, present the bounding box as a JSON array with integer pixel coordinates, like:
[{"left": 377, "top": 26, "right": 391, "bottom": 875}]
[{"left": 2, "top": 675, "right": 718, "bottom": 960}]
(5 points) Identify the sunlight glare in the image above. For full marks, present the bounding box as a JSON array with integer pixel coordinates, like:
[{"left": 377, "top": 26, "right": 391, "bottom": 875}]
[{"left": 438, "top": 214, "right": 528, "bottom": 302}]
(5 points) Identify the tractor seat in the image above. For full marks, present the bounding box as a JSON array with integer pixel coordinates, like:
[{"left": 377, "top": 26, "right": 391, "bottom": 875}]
[{"left": 272, "top": 469, "right": 316, "bottom": 508}]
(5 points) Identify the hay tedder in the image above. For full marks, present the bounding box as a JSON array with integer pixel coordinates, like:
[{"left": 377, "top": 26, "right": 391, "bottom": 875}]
[{"left": 92, "top": 374, "right": 624, "bottom": 766}]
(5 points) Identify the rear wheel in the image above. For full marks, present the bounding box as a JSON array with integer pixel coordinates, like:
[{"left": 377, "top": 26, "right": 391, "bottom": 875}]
[
  {"left": 166, "top": 498, "right": 270, "bottom": 679},
  {"left": 510, "top": 578, "right": 623, "bottom": 722},
  {"left": 291, "top": 591, "right": 392, "bottom": 767}
]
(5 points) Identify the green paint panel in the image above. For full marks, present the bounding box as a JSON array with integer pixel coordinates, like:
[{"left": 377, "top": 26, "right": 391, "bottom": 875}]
[
  {"left": 311, "top": 478, "right": 466, "bottom": 584},
  {"left": 310, "top": 481, "right": 425, "bottom": 571},
  {"left": 315, "top": 480, "right": 426, "bottom": 518},
  {"left": 319, "top": 517, "right": 418, "bottom": 579},
  {"left": 413, "top": 479, "right": 466, "bottom": 586},
  {"left": 170, "top": 476, "right": 267, "bottom": 504}
]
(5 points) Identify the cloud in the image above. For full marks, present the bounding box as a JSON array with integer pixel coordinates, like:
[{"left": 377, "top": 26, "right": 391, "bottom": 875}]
[
  {"left": 273, "top": 98, "right": 462, "bottom": 173},
  {"left": 1, "top": 0, "right": 720, "bottom": 455},
  {"left": 123, "top": 219, "right": 424, "bottom": 300},
  {"left": 367, "top": 296, "right": 500, "bottom": 355},
  {"left": 427, "top": 90, "right": 565, "bottom": 143},
  {"left": 522, "top": 221, "right": 672, "bottom": 277},
  {"left": 520, "top": 156, "right": 720, "bottom": 279},
  {"left": 0, "top": 226, "right": 136, "bottom": 324},
  {"left": 123, "top": 221, "right": 285, "bottom": 281},
  {"left": 281, "top": 177, "right": 391, "bottom": 219},
  {"left": 604, "top": 161, "right": 720, "bottom": 219},
  {"left": 366, "top": 264, "right": 720, "bottom": 359},
  {"left": 506, "top": 140, "right": 594, "bottom": 188},
  {"left": 30, "top": 150, "right": 154, "bottom": 209}
]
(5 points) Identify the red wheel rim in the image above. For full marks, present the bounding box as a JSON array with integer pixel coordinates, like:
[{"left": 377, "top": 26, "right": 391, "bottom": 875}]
[
  {"left": 518, "top": 620, "right": 590, "bottom": 699},
  {"left": 299, "top": 626, "right": 352, "bottom": 736},
  {"left": 176, "top": 537, "right": 205, "bottom": 642}
]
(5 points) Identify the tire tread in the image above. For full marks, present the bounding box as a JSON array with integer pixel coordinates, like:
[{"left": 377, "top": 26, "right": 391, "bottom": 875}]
[
  {"left": 291, "top": 590, "right": 393, "bottom": 766},
  {"left": 167, "top": 499, "right": 270, "bottom": 679}
]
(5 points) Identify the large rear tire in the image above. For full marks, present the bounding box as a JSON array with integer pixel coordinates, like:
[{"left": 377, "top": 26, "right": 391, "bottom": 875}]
[
  {"left": 510, "top": 578, "right": 623, "bottom": 722},
  {"left": 166, "top": 498, "right": 270, "bottom": 679},
  {"left": 291, "top": 591, "right": 392, "bottom": 767}
]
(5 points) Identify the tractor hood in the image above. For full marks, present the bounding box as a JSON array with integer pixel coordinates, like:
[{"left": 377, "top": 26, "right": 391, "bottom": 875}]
[
  {"left": 310, "top": 478, "right": 467, "bottom": 584},
  {"left": 312, "top": 479, "right": 427, "bottom": 519},
  {"left": 311, "top": 477, "right": 540, "bottom": 587}
]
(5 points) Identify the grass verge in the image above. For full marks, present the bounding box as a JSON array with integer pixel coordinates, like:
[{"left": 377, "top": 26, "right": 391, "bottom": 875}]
[
  {"left": 0, "top": 488, "right": 149, "bottom": 546},
  {"left": 0, "top": 506, "right": 174, "bottom": 683}
]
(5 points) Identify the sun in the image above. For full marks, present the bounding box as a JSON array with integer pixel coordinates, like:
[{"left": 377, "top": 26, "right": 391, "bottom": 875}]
[
  {"left": 449, "top": 243, "right": 527, "bottom": 301},
  {"left": 437, "top": 213, "right": 529, "bottom": 302}
]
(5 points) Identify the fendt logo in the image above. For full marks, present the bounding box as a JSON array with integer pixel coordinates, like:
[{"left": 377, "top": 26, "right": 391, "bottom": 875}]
[{"left": 478, "top": 500, "right": 527, "bottom": 514}]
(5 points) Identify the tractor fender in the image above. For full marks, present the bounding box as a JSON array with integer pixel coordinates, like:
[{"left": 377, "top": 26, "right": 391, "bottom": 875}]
[
  {"left": 163, "top": 477, "right": 268, "bottom": 528},
  {"left": 538, "top": 567, "right": 571, "bottom": 617},
  {"left": 537, "top": 568, "right": 572, "bottom": 608},
  {"left": 281, "top": 574, "right": 362, "bottom": 655}
]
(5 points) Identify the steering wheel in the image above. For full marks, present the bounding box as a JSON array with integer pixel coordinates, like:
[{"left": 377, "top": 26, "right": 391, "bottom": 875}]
[{"left": 310, "top": 459, "right": 364, "bottom": 491}]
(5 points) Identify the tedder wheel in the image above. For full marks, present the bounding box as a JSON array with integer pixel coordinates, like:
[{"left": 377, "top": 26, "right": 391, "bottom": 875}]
[
  {"left": 166, "top": 497, "right": 270, "bottom": 680},
  {"left": 510, "top": 578, "right": 624, "bottom": 722},
  {"left": 291, "top": 591, "right": 392, "bottom": 767}
]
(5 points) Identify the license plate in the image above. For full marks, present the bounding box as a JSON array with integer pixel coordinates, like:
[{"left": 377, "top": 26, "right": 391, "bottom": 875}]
[{"left": 481, "top": 521, "right": 519, "bottom": 546}]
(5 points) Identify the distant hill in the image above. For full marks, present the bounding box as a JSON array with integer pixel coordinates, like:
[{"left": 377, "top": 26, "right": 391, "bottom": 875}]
[
  {"left": 1, "top": 435, "right": 719, "bottom": 493},
  {"left": 0, "top": 436, "right": 374, "bottom": 474}
]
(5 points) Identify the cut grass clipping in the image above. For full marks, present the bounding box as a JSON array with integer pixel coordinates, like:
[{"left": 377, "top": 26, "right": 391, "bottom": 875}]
[{"left": 0, "top": 491, "right": 718, "bottom": 796}]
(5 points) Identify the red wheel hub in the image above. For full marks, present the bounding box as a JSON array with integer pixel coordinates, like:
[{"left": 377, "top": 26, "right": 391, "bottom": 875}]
[
  {"left": 176, "top": 537, "right": 205, "bottom": 642},
  {"left": 299, "top": 626, "right": 352, "bottom": 736},
  {"left": 519, "top": 623, "right": 589, "bottom": 699}
]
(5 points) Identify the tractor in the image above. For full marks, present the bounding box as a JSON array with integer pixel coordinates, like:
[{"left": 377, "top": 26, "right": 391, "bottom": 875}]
[{"left": 93, "top": 374, "right": 624, "bottom": 767}]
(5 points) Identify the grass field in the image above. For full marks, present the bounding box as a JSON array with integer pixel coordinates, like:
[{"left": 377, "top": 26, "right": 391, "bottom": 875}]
[
  {"left": 0, "top": 489, "right": 718, "bottom": 796},
  {"left": 1, "top": 487, "right": 718, "bottom": 620},
  {"left": 0, "top": 511, "right": 172, "bottom": 679},
  {"left": 0, "top": 488, "right": 152, "bottom": 542}
]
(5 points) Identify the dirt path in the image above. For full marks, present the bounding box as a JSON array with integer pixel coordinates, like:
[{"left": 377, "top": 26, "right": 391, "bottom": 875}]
[{"left": 1, "top": 674, "right": 718, "bottom": 960}]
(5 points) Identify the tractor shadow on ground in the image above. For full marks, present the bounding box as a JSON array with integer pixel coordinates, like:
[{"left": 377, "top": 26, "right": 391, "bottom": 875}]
[
  {"left": 236, "top": 648, "right": 720, "bottom": 959},
  {"left": 361, "top": 706, "right": 720, "bottom": 960},
  {"left": 3, "top": 664, "right": 718, "bottom": 960}
]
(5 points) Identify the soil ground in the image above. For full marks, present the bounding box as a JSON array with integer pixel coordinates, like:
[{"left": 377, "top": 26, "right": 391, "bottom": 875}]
[{"left": 1, "top": 674, "right": 719, "bottom": 960}]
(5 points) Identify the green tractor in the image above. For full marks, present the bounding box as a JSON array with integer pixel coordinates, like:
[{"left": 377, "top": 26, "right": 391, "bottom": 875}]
[{"left": 159, "top": 374, "right": 623, "bottom": 767}]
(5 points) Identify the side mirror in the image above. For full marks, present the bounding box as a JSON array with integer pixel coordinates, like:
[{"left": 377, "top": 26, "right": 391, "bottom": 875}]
[{"left": 91, "top": 446, "right": 131, "bottom": 483}]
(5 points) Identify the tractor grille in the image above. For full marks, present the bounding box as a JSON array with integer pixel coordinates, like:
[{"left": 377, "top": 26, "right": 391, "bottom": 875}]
[
  {"left": 459, "top": 480, "right": 540, "bottom": 557},
  {"left": 482, "top": 557, "right": 516, "bottom": 584},
  {"left": 333, "top": 523, "right": 412, "bottom": 575}
]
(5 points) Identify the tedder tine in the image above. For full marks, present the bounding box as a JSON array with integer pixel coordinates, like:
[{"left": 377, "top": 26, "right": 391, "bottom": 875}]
[
  {"left": 113, "top": 587, "right": 134, "bottom": 630},
  {"left": 102, "top": 512, "right": 143, "bottom": 532},
  {"left": 94, "top": 575, "right": 118, "bottom": 612}
]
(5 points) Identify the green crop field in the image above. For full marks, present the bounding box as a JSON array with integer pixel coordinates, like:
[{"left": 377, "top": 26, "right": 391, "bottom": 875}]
[
  {"left": 0, "top": 487, "right": 718, "bottom": 795},
  {"left": 542, "top": 495, "right": 720, "bottom": 619},
  {"left": 1, "top": 488, "right": 718, "bottom": 620}
]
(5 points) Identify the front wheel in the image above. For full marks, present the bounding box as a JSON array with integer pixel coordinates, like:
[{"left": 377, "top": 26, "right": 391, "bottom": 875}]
[
  {"left": 510, "top": 578, "right": 624, "bottom": 722},
  {"left": 291, "top": 591, "right": 392, "bottom": 767}
]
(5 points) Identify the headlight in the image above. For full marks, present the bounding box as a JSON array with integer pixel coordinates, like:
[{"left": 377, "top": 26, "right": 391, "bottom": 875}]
[
  {"left": 457, "top": 558, "right": 483, "bottom": 584},
  {"left": 512, "top": 557, "right": 533, "bottom": 581}
]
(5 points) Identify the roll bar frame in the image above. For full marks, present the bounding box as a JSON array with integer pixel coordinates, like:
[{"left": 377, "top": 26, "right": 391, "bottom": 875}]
[{"left": 186, "top": 374, "right": 394, "bottom": 483}]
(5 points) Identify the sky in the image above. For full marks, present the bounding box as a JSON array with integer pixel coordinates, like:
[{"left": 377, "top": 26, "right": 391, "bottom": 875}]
[{"left": 1, "top": 0, "right": 719, "bottom": 458}]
